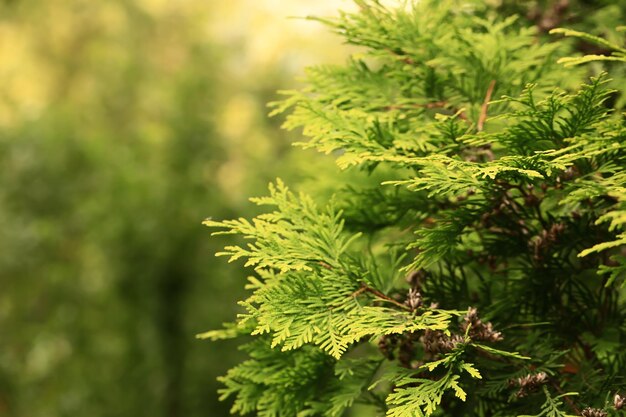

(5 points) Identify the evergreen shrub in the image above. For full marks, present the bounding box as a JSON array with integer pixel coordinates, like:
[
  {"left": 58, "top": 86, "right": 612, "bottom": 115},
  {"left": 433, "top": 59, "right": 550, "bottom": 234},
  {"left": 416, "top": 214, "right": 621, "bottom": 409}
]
[{"left": 201, "top": 1, "right": 626, "bottom": 416}]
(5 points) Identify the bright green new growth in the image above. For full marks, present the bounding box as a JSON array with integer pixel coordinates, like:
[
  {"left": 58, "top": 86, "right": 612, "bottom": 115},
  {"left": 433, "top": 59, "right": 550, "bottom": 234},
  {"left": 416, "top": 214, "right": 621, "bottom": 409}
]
[
  {"left": 203, "top": 1, "right": 626, "bottom": 416},
  {"left": 203, "top": 180, "right": 459, "bottom": 359}
]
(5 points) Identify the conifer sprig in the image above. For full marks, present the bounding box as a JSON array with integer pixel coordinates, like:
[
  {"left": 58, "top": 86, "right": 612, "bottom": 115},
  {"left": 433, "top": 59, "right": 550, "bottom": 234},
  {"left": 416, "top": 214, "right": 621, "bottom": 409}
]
[{"left": 205, "top": 181, "right": 461, "bottom": 359}]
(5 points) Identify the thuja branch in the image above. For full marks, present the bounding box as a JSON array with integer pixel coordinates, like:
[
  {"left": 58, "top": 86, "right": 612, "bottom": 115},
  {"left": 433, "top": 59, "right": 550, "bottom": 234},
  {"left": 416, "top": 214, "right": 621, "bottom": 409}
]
[{"left": 205, "top": 2, "right": 626, "bottom": 416}]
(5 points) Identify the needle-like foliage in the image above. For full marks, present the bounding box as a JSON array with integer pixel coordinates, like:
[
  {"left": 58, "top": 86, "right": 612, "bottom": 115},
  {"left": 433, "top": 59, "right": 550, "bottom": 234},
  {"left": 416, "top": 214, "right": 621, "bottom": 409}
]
[{"left": 202, "top": 1, "right": 626, "bottom": 416}]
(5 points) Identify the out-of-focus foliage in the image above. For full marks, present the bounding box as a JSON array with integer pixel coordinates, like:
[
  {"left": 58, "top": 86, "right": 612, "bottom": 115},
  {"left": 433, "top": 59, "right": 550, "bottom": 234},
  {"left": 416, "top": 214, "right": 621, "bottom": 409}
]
[
  {"left": 0, "top": 2, "right": 235, "bottom": 416},
  {"left": 0, "top": 1, "right": 347, "bottom": 416}
]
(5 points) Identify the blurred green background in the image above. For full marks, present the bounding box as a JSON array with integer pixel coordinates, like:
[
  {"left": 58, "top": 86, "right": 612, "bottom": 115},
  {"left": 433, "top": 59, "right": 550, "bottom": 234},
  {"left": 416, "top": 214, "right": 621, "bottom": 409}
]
[{"left": 0, "top": 1, "right": 350, "bottom": 416}]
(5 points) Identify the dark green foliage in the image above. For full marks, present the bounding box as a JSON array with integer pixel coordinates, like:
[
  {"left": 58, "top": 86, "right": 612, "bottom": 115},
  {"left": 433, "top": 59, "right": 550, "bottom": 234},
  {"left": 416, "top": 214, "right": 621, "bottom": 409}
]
[{"left": 206, "top": 1, "right": 626, "bottom": 416}]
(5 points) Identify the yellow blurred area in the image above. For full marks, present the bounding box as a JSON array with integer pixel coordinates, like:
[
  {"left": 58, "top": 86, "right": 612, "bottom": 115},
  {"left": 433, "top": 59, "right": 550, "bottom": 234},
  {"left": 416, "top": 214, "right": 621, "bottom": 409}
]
[
  {"left": 0, "top": 24, "right": 50, "bottom": 125},
  {"left": 0, "top": 0, "right": 353, "bottom": 127},
  {"left": 209, "top": 1, "right": 356, "bottom": 69}
]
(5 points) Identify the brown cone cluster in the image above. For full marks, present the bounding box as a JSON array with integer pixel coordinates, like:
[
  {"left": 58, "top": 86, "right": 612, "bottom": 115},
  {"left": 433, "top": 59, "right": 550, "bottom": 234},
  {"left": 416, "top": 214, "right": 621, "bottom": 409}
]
[
  {"left": 581, "top": 407, "right": 607, "bottom": 417},
  {"left": 404, "top": 288, "right": 422, "bottom": 310},
  {"left": 461, "top": 307, "right": 503, "bottom": 343},
  {"left": 421, "top": 329, "right": 464, "bottom": 354},
  {"left": 422, "top": 306, "right": 502, "bottom": 355},
  {"left": 379, "top": 277, "right": 504, "bottom": 368},
  {"left": 378, "top": 333, "right": 422, "bottom": 369},
  {"left": 512, "top": 372, "right": 548, "bottom": 398},
  {"left": 382, "top": 305, "right": 504, "bottom": 367},
  {"left": 529, "top": 223, "right": 565, "bottom": 262}
]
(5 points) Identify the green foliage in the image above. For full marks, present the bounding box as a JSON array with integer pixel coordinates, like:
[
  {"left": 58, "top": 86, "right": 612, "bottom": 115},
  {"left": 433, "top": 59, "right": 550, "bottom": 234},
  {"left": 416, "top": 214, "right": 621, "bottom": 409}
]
[
  {"left": 206, "top": 1, "right": 626, "bottom": 416},
  {"left": 383, "top": 342, "right": 508, "bottom": 416},
  {"left": 217, "top": 340, "right": 334, "bottom": 417},
  {"left": 550, "top": 27, "right": 626, "bottom": 67},
  {"left": 518, "top": 388, "right": 579, "bottom": 417},
  {"left": 207, "top": 181, "right": 459, "bottom": 359},
  {"left": 271, "top": 0, "right": 570, "bottom": 169}
]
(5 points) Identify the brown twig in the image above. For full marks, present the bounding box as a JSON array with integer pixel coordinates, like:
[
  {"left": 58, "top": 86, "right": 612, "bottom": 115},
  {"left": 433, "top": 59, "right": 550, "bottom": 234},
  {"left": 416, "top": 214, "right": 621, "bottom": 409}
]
[
  {"left": 319, "top": 261, "right": 333, "bottom": 270},
  {"left": 351, "top": 283, "right": 412, "bottom": 311},
  {"left": 385, "top": 47, "right": 416, "bottom": 65},
  {"left": 477, "top": 80, "right": 496, "bottom": 132},
  {"left": 349, "top": 285, "right": 368, "bottom": 298}
]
